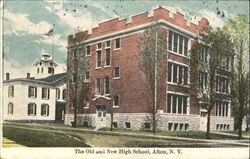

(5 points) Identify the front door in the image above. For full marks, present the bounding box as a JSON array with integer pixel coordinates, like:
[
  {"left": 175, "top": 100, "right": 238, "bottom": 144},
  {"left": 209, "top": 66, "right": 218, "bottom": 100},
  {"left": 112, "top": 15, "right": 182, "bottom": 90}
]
[
  {"left": 200, "top": 111, "right": 208, "bottom": 131},
  {"left": 95, "top": 105, "right": 107, "bottom": 129}
]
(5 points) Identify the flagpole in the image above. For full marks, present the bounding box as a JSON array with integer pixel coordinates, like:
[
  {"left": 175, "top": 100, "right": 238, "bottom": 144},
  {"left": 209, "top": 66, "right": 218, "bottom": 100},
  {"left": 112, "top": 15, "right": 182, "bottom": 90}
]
[{"left": 52, "top": 25, "right": 55, "bottom": 62}]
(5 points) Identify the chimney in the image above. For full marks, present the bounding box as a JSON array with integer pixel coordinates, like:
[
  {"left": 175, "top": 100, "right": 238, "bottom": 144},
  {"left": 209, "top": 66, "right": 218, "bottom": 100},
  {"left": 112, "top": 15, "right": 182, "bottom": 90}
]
[
  {"left": 6, "top": 73, "right": 10, "bottom": 80},
  {"left": 27, "top": 73, "right": 30, "bottom": 78}
]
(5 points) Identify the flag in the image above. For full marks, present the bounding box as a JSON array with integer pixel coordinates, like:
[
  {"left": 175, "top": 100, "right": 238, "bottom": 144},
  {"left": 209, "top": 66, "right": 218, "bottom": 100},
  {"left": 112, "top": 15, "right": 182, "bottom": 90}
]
[{"left": 44, "top": 29, "right": 54, "bottom": 36}]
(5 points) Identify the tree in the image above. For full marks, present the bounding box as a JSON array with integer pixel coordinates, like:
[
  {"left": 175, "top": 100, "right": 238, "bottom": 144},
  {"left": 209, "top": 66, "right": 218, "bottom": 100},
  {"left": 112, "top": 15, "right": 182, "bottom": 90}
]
[
  {"left": 224, "top": 14, "right": 250, "bottom": 139},
  {"left": 68, "top": 47, "right": 90, "bottom": 128},
  {"left": 138, "top": 25, "right": 168, "bottom": 134},
  {"left": 191, "top": 27, "right": 234, "bottom": 139}
]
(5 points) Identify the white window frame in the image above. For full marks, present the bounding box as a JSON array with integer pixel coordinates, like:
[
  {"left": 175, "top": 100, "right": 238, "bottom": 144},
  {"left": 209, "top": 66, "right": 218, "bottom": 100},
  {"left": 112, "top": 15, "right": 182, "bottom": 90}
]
[
  {"left": 113, "top": 66, "right": 120, "bottom": 79},
  {"left": 28, "top": 103, "right": 36, "bottom": 116},
  {"left": 28, "top": 86, "right": 37, "bottom": 98},
  {"left": 41, "top": 104, "right": 49, "bottom": 116},
  {"left": 95, "top": 78, "right": 101, "bottom": 95},
  {"left": 113, "top": 95, "right": 120, "bottom": 107},
  {"left": 42, "top": 87, "right": 50, "bottom": 100},
  {"left": 167, "top": 92, "right": 189, "bottom": 115},
  {"left": 104, "top": 48, "right": 111, "bottom": 67},
  {"left": 114, "top": 38, "right": 121, "bottom": 50},
  {"left": 8, "top": 85, "right": 14, "bottom": 98},
  {"left": 168, "top": 30, "right": 190, "bottom": 58},
  {"left": 86, "top": 45, "right": 91, "bottom": 56},
  {"left": 104, "top": 76, "right": 110, "bottom": 95},
  {"left": 8, "top": 102, "right": 14, "bottom": 115},
  {"left": 96, "top": 50, "right": 102, "bottom": 69},
  {"left": 167, "top": 60, "right": 189, "bottom": 86}
]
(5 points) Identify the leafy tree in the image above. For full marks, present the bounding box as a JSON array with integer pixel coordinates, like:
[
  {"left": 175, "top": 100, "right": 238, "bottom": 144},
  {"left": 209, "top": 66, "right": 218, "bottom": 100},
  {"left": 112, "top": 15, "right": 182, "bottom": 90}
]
[
  {"left": 224, "top": 14, "right": 250, "bottom": 139},
  {"left": 68, "top": 47, "right": 90, "bottom": 127},
  {"left": 138, "top": 25, "right": 168, "bottom": 134},
  {"left": 191, "top": 27, "right": 234, "bottom": 139}
]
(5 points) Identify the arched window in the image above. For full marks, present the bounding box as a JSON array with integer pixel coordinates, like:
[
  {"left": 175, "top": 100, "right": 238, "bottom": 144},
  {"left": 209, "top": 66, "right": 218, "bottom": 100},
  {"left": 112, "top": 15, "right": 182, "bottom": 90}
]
[
  {"left": 37, "top": 67, "right": 40, "bottom": 74},
  {"left": 56, "top": 88, "right": 60, "bottom": 100}
]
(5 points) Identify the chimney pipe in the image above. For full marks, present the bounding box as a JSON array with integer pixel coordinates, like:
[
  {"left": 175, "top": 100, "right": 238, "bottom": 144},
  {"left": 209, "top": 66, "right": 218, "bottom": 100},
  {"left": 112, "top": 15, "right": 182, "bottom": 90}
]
[
  {"left": 27, "top": 73, "right": 30, "bottom": 78},
  {"left": 6, "top": 73, "right": 10, "bottom": 80}
]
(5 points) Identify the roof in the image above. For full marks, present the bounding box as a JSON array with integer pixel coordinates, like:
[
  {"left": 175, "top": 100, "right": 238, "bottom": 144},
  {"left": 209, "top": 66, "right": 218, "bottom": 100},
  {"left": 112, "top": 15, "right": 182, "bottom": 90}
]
[
  {"left": 37, "top": 73, "right": 66, "bottom": 85},
  {"left": 4, "top": 73, "right": 66, "bottom": 87}
]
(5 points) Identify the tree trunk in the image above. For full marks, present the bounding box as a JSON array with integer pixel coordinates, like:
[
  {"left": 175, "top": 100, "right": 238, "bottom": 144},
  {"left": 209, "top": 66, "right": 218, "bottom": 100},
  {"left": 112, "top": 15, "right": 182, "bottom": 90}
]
[
  {"left": 110, "top": 111, "right": 113, "bottom": 131},
  {"left": 152, "top": 109, "right": 156, "bottom": 134},
  {"left": 73, "top": 99, "right": 77, "bottom": 128},
  {"left": 206, "top": 110, "right": 211, "bottom": 139},
  {"left": 238, "top": 117, "right": 243, "bottom": 139}
]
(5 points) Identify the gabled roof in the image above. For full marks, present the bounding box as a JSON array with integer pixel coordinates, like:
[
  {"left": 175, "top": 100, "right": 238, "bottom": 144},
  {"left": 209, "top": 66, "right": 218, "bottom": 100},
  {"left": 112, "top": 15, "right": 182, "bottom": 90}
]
[
  {"left": 36, "top": 73, "right": 66, "bottom": 86},
  {"left": 4, "top": 73, "right": 66, "bottom": 87}
]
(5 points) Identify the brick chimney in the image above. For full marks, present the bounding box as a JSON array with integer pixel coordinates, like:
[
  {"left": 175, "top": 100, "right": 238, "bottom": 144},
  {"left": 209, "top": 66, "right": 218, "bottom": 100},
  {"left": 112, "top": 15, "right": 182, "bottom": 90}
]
[
  {"left": 6, "top": 73, "right": 10, "bottom": 80},
  {"left": 27, "top": 73, "right": 30, "bottom": 78}
]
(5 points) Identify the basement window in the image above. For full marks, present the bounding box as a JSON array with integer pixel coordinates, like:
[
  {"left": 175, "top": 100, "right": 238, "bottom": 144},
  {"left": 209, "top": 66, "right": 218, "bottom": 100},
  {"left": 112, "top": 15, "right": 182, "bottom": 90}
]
[
  {"left": 125, "top": 122, "right": 131, "bottom": 128},
  {"left": 168, "top": 123, "right": 173, "bottom": 131},
  {"left": 144, "top": 123, "right": 151, "bottom": 129},
  {"left": 113, "top": 122, "right": 118, "bottom": 128}
]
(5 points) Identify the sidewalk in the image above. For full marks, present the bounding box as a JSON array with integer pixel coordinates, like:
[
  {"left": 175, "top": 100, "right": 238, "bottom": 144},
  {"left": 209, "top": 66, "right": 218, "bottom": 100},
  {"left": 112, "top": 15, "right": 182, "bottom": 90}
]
[
  {"left": 210, "top": 131, "right": 250, "bottom": 139},
  {"left": 3, "top": 137, "right": 26, "bottom": 148},
  {"left": 4, "top": 122, "right": 249, "bottom": 147}
]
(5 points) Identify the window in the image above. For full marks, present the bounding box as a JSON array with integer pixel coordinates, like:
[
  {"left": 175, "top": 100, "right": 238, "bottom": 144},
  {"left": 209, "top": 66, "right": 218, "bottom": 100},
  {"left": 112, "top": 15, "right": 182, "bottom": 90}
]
[
  {"left": 198, "top": 71, "right": 208, "bottom": 89},
  {"left": 144, "top": 123, "right": 151, "bottom": 129},
  {"left": 115, "top": 38, "right": 120, "bottom": 49},
  {"left": 199, "top": 46, "right": 208, "bottom": 63},
  {"left": 167, "top": 93, "right": 188, "bottom": 114},
  {"left": 219, "top": 54, "right": 230, "bottom": 70},
  {"left": 114, "top": 67, "right": 120, "bottom": 78},
  {"left": 37, "top": 68, "right": 40, "bottom": 74},
  {"left": 96, "top": 50, "right": 102, "bottom": 68},
  {"left": 168, "top": 123, "right": 173, "bottom": 131},
  {"left": 28, "top": 86, "right": 37, "bottom": 98},
  {"left": 8, "top": 85, "right": 14, "bottom": 97},
  {"left": 113, "top": 95, "right": 119, "bottom": 106},
  {"left": 42, "top": 88, "right": 50, "bottom": 99},
  {"left": 97, "top": 42, "right": 102, "bottom": 50},
  {"left": 86, "top": 45, "right": 91, "bottom": 56},
  {"left": 168, "top": 30, "right": 189, "bottom": 56},
  {"left": 106, "top": 40, "right": 110, "bottom": 48},
  {"left": 28, "top": 103, "right": 36, "bottom": 116},
  {"left": 216, "top": 76, "right": 229, "bottom": 94},
  {"left": 168, "top": 62, "right": 188, "bottom": 85},
  {"left": 113, "top": 122, "right": 118, "bottom": 128},
  {"left": 56, "top": 88, "right": 60, "bottom": 100},
  {"left": 96, "top": 78, "right": 101, "bottom": 95},
  {"left": 85, "top": 71, "right": 90, "bottom": 82},
  {"left": 84, "top": 98, "right": 90, "bottom": 108},
  {"left": 104, "top": 76, "right": 110, "bottom": 94},
  {"left": 48, "top": 67, "right": 54, "bottom": 74},
  {"left": 41, "top": 104, "right": 49, "bottom": 116},
  {"left": 62, "top": 89, "right": 66, "bottom": 100},
  {"left": 216, "top": 101, "right": 229, "bottom": 117},
  {"left": 41, "top": 67, "right": 44, "bottom": 73},
  {"left": 125, "top": 122, "right": 131, "bottom": 128},
  {"left": 8, "top": 103, "right": 13, "bottom": 115},
  {"left": 105, "top": 49, "right": 111, "bottom": 66}
]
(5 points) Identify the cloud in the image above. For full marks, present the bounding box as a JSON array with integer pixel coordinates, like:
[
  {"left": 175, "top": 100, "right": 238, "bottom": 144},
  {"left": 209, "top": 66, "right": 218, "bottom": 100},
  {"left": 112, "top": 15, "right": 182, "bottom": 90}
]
[
  {"left": 3, "top": 59, "right": 34, "bottom": 79},
  {"left": 4, "top": 9, "right": 52, "bottom": 36},
  {"left": 198, "top": 9, "right": 225, "bottom": 28},
  {"left": 40, "top": 34, "right": 67, "bottom": 52},
  {"left": 3, "top": 58, "right": 66, "bottom": 80}
]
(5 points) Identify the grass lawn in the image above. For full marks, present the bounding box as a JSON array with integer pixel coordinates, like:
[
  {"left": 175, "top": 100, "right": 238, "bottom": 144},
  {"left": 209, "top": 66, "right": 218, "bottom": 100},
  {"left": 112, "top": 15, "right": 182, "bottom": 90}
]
[
  {"left": 3, "top": 126, "right": 90, "bottom": 147},
  {"left": 99, "top": 128, "right": 240, "bottom": 140},
  {"left": 3, "top": 124, "right": 231, "bottom": 147}
]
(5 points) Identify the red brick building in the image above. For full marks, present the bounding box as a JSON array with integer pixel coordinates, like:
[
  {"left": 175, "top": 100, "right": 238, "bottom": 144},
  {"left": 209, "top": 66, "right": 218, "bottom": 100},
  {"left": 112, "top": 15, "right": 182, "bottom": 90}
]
[{"left": 65, "top": 7, "right": 234, "bottom": 131}]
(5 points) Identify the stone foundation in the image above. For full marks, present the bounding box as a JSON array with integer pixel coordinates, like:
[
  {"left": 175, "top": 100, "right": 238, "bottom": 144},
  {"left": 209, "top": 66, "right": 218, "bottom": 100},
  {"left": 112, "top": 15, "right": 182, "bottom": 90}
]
[
  {"left": 64, "top": 113, "right": 234, "bottom": 131},
  {"left": 210, "top": 116, "right": 234, "bottom": 131}
]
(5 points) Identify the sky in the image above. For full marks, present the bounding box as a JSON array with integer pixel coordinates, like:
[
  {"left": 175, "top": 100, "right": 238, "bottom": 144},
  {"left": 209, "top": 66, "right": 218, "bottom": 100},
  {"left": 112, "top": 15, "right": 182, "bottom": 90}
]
[{"left": 2, "top": 0, "right": 249, "bottom": 78}]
